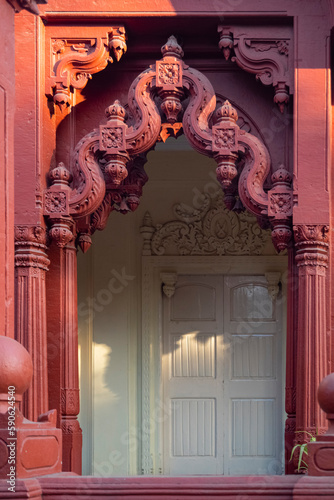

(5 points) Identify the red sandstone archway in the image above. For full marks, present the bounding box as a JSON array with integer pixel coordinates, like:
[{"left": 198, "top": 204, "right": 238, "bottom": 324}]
[{"left": 41, "top": 35, "right": 330, "bottom": 475}]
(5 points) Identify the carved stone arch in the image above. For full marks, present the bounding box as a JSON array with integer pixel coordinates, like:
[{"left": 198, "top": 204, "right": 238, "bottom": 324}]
[{"left": 44, "top": 35, "right": 293, "bottom": 254}]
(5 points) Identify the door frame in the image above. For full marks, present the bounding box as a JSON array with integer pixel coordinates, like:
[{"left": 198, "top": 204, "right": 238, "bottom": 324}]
[{"left": 141, "top": 255, "right": 288, "bottom": 475}]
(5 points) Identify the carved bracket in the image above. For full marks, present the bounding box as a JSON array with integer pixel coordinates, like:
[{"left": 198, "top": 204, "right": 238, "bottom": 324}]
[
  {"left": 7, "top": 0, "right": 46, "bottom": 15},
  {"left": 46, "top": 27, "right": 127, "bottom": 111},
  {"left": 218, "top": 26, "right": 292, "bottom": 113},
  {"left": 160, "top": 272, "right": 178, "bottom": 298}
]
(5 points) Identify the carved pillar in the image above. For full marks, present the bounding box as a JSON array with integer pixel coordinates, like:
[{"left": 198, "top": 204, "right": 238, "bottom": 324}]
[
  {"left": 60, "top": 239, "right": 82, "bottom": 474},
  {"left": 14, "top": 225, "right": 50, "bottom": 421},
  {"left": 294, "top": 224, "right": 330, "bottom": 440},
  {"left": 47, "top": 236, "right": 82, "bottom": 474}
]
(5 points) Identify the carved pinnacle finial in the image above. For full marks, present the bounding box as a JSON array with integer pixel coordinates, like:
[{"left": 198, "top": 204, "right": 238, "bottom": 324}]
[
  {"left": 214, "top": 100, "right": 238, "bottom": 124},
  {"left": 48, "top": 162, "right": 73, "bottom": 187},
  {"left": 218, "top": 26, "right": 234, "bottom": 61},
  {"left": 161, "top": 36, "right": 184, "bottom": 59},
  {"left": 271, "top": 165, "right": 292, "bottom": 187},
  {"left": 105, "top": 100, "right": 126, "bottom": 122}
]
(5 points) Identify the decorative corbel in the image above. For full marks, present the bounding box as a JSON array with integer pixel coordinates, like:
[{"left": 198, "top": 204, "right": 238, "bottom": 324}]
[
  {"left": 160, "top": 272, "right": 178, "bottom": 298},
  {"left": 218, "top": 26, "right": 291, "bottom": 113},
  {"left": 46, "top": 27, "right": 127, "bottom": 111},
  {"left": 7, "top": 0, "right": 47, "bottom": 15}
]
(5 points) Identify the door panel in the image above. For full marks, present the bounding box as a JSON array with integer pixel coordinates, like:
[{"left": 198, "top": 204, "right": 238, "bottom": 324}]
[{"left": 163, "top": 274, "right": 283, "bottom": 476}]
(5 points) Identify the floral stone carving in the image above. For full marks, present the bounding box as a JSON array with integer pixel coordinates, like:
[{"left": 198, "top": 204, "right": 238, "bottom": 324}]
[{"left": 141, "top": 189, "right": 271, "bottom": 257}]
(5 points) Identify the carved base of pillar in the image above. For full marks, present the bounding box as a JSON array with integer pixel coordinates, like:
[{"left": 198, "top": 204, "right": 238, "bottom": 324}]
[
  {"left": 0, "top": 410, "right": 62, "bottom": 479},
  {"left": 285, "top": 416, "right": 297, "bottom": 474},
  {"left": 308, "top": 438, "right": 334, "bottom": 476},
  {"left": 61, "top": 419, "right": 82, "bottom": 474}
]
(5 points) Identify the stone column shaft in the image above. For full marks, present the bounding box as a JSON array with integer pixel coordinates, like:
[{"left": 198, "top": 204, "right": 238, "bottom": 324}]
[
  {"left": 14, "top": 225, "right": 49, "bottom": 421},
  {"left": 294, "top": 224, "right": 329, "bottom": 440}
]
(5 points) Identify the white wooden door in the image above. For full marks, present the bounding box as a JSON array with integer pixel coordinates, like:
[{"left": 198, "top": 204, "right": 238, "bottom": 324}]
[{"left": 162, "top": 274, "right": 283, "bottom": 476}]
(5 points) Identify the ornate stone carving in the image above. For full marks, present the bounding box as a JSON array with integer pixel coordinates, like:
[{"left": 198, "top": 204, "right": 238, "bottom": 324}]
[
  {"left": 160, "top": 272, "right": 178, "bottom": 298},
  {"left": 46, "top": 27, "right": 127, "bottom": 111},
  {"left": 52, "top": 35, "right": 292, "bottom": 254},
  {"left": 218, "top": 26, "right": 291, "bottom": 113},
  {"left": 294, "top": 225, "right": 329, "bottom": 268},
  {"left": 217, "top": 26, "right": 234, "bottom": 61},
  {"left": 141, "top": 190, "right": 271, "bottom": 257},
  {"left": 44, "top": 191, "right": 67, "bottom": 214},
  {"left": 15, "top": 225, "right": 50, "bottom": 271}
]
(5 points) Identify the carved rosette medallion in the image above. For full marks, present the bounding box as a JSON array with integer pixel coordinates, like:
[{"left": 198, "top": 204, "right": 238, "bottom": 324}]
[
  {"left": 100, "top": 127, "right": 125, "bottom": 151},
  {"left": 213, "top": 128, "right": 236, "bottom": 150},
  {"left": 156, "top": 62, "right": 182, "bottom": 87},
  {"left": 44, "top": 191, "right": 68, "bottom": 214}
]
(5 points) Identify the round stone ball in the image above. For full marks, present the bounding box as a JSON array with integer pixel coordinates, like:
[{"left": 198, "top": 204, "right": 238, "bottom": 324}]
[
  {"left": 318, "top": 373, "right": 334, "bottom": 415},
  {"left": 0, "top": 336, "right": 33, "bottom": 399}
]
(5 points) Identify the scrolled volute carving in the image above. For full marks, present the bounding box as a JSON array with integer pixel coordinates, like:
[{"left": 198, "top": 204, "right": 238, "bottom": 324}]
[
  {"left": 218, "top": 26, "right": 291, "bottom": 113},
  {"left": 46, "top": 27, "right": 127, "bottom": 111}
]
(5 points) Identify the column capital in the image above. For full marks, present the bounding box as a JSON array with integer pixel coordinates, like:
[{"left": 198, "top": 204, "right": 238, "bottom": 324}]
[
  {"left": 15, "top": 225, "right": 50, "bottom": 271},
  {"left": 293, "top": 224, "right": 329, "bottom": 268}
]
